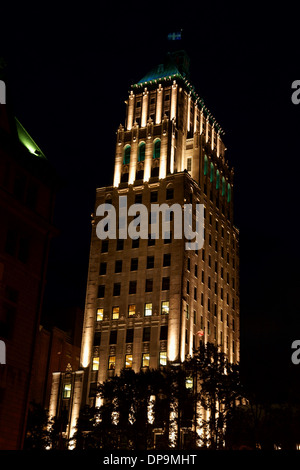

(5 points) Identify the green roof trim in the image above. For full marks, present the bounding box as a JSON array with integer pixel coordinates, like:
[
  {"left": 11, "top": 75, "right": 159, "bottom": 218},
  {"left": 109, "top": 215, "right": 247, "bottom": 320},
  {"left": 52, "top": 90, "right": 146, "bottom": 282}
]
[
  {"left": 136, "top": 62, "right": 182, "bottom": 84},
  {"left": 15, "top": 117, "right": 46, "bottom": 159},
  {"left": 132, "top": 68, "right": 224, "bottom": 135}
]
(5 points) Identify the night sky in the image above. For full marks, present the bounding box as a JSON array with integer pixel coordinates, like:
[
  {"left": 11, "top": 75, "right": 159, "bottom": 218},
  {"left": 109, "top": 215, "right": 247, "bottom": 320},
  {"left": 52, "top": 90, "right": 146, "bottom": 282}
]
[{"left": 1, "top": 3, "right": 300, "bottom": 401}]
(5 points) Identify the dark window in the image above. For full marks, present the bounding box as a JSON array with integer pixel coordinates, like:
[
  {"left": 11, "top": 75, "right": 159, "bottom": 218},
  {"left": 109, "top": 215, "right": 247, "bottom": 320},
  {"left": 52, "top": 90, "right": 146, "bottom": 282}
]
[
  {"left": 166, "top": 188, "right": 174, "bottom": 200},
  {"left": 121, "top": 172, "right": 129, "bottom": 183},
  {"left": 129, "top": 280, "right": 137, "bottom": 294},
  {"left": 148, "top": 235, "right": 156, "bottom": 246},
  {"left": 131, "top": 258, "right": 138, "bottom": 271},
  {"left": 162, "top": 277, "right": 170, "bottom": 290},
  {"left": 132, "top": 238, "right": 139, "bottom": 249},
  {"left": 187, "top": 280, "right": 190, "bottom": 295},
  {"left": 126, "top": 329, "right": 134, "bottom": 343},
  {"left": 136, "top": 170, "right": 144, "bottom": 180},
  {"left": 109, "top": 330, "right": 117, "bottom": 344},
  {"left": 147, "top": 256, "right": 154, "bottom": 269},
  {"left": 5, "top": 229, "right": 18, "bottom": 256},
  {"left": 98, "top": 285, "right": 105, "bottom": 298},
  {"left": 145, "top": 279, "right": 153, "bottom": 292},
  {"left": 93, "top": 331, "right": 101, "bottom": 346},
  {"left": 99, "top": 262, "right": 107, "bottom": 275},
  {"left": 194, "top": 287, "right": 197, "bottom": 301},
  {"left": 194, "top": 264, "right": 198, "bottom": 277},
  {"left": 113, "top": 283, "right": 121, "bottom": 296},
  {"left": 116, "top": 239, "right": 124, "bottom": 251},
  {"left": 143, "top": 327, "right": 151, "bottom": 342},
  {"left": 150, "top": 191, "right": 158, "bottom": 203},
  {"left": 115, "top": 260, "right": 122, "bottom": 273},
  {"left": 101, "top": 240, "right": 109, "bottom": 253},
  {"left": 151, "top": 166, "right": 159, "bottom": 178},
  {"left": 135, "top": 194, "right": 142, "bottom": 204},
  {"left": 163, "top": 253, "right": 171, "bottom": 267},
  {"left": 160, "top": 325, "right": 168, "bottom": 341},
  {"left": 187, "top": 258, "right": 190, "bottom": 271}
]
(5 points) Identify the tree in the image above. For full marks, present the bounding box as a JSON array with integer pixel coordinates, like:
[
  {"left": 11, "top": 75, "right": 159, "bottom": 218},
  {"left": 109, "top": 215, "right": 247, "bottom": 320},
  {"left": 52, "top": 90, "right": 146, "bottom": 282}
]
[
  {"left": 187, "top": 342, "right": 244, "bottom": 449},
  {"left": 24, "top": 402, "right": 51, "bottom": 450}
]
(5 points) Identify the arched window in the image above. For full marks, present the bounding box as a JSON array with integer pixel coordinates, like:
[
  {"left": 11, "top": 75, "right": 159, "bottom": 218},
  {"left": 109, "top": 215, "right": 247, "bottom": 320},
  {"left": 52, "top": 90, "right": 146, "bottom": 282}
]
[
  {"left": 204, "top": 155, "right": 208, "bottom": 176},
  {"left": 216, "top": 170, "right": 220, "bottom": 189},
  {"left": 222, "top": 177, "right": 226, "bottom": 197},
  {"left": 123, "top": 145, "right": 131, "bottom": 165},
  {"left": 227, "top": 183, "right": 231, "bottom": 203},
  {"left": 138, "top": 142, "right": 145, "bottom": 162},
  {"left": 153, "top": 139, "right": 161, "bottom": 159},
  {"left": 210, "top": 163, "right": 214, "bottom": 183}
]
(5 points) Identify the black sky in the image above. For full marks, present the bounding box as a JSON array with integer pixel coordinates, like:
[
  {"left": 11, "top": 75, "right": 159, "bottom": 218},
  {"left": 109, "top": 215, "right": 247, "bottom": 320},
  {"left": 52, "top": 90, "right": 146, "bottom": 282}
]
[{"left": 1, "top": 3, "right": 300, "bottom": 401}]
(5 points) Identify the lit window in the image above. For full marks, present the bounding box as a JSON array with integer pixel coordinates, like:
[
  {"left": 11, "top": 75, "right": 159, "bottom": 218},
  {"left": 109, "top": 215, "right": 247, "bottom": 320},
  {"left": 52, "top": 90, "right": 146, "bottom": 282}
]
[
  {"left": 125, "top": 354, "right": 133, "bottom": 369},
  {"left": 159, "top": 351, "right": 167, "bottom": 366},
  {"left": 187, "top": 157, "right": 192, "bottom": 172},
  {"left": 112, "top": 306, "right": 119, "bottom": 320},
  {"left": 144, "top": 303, "right": 152, "bottom": 316},
  {"left": 108, "top": 356, "right": 116, "bottom": 370},
  {"left": 128, "top": 304, "right": 136, "bottom": 317},
  {"left": 161, "top": 301, "right": 169, "bottom": 315},
  {"left": 210, "top": 163, "right": 214, "bottom": 182},
  {"left": 92, "top": 357, "right": 99, "bottom": 371},
  {"left": 138, "top": 142, "right": 145, "bottom": 162},
  {"left": 153, "top": 139, "right": 161, "bottom": 159},
  {"left": 63, "top": 383, "right": 71, "bottom": 399},
  {"left": 204, "top": 155, "right": 208, "bottom": 175},
  {"left": 97, "top": 308, "right": 104, "bottom": 321},
  {"left": 142, "top": 353, "right": 150, "bottom": 368},
  {"left": 185, "top": 377, "right": 193, "bottom": 389},
  {"left": 123, "top": 145, "right": 131, "bottom": 164}
]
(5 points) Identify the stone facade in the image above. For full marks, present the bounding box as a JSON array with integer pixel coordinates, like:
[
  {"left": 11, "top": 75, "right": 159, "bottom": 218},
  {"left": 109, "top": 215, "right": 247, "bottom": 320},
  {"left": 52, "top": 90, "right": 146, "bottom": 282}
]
[{"left": 49, "top": 49, "right": 240, "bottom": 443}]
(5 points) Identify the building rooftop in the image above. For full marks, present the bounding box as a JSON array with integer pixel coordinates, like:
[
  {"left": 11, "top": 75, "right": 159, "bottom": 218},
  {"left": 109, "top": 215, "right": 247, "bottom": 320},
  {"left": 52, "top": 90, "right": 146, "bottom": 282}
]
[{"left": 15, "top": 117, "right": 46, "bottom": 159}]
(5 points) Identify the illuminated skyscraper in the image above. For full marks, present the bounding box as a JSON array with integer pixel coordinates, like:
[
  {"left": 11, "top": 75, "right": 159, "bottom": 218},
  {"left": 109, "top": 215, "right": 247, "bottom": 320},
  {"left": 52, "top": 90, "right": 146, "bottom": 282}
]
[{"left": 49, "top": 46, "right": 240, "bottom": 445}]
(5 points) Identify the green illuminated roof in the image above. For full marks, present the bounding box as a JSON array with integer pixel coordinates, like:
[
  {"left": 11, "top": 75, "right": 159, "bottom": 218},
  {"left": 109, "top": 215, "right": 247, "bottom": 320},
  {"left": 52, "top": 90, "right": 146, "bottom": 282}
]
[
  {"left": 15, "top": 117, "right": 46, "bottom": 159},
  {"left": 132, "top": 50, "right": 225, "bottom": 135},
  {"left": 137, "top": 62, "right": 182, "bottom": 85}
]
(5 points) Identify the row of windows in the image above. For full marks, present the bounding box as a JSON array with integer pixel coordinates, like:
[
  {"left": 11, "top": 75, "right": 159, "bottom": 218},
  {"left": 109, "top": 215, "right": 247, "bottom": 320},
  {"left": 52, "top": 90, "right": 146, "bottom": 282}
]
[
  {"left": 92, "top": 337, "right": 236, "bottom": 372},
  {"left": 93, "top": 351, "right": 168, "bottom": 371},
  {"left": 187, "top": 307, "right": 236, "bottom": 330},
  {"left": 203, "top": 155, "right": 231, "bottom": 203},
  {"left": 104, "top": 188, "right": 174, "bottom": 207},
  {"left": 95, "top": 325, "right": 168, "bottom": 346},
  {"left": 96, "top": 300, "right": 170, "bottom": 321},
  {"left": 186, "top": 284, "right": 236, "bottom": 310},
  {"left": 123, "top": 140, "right": 161, "bottom": 165},
  {"left": 98, "top": 276, "right": 171, "bottom": 298},
  {"left": 100, "top": 253, "right": 171, "bottom": 276}
]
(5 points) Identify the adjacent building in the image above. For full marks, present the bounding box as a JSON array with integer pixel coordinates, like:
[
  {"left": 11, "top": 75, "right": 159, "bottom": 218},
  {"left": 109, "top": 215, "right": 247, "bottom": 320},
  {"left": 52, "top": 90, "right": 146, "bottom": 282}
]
[{"left": 0, "top": 63, "right": 58, "bottom": 449}]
